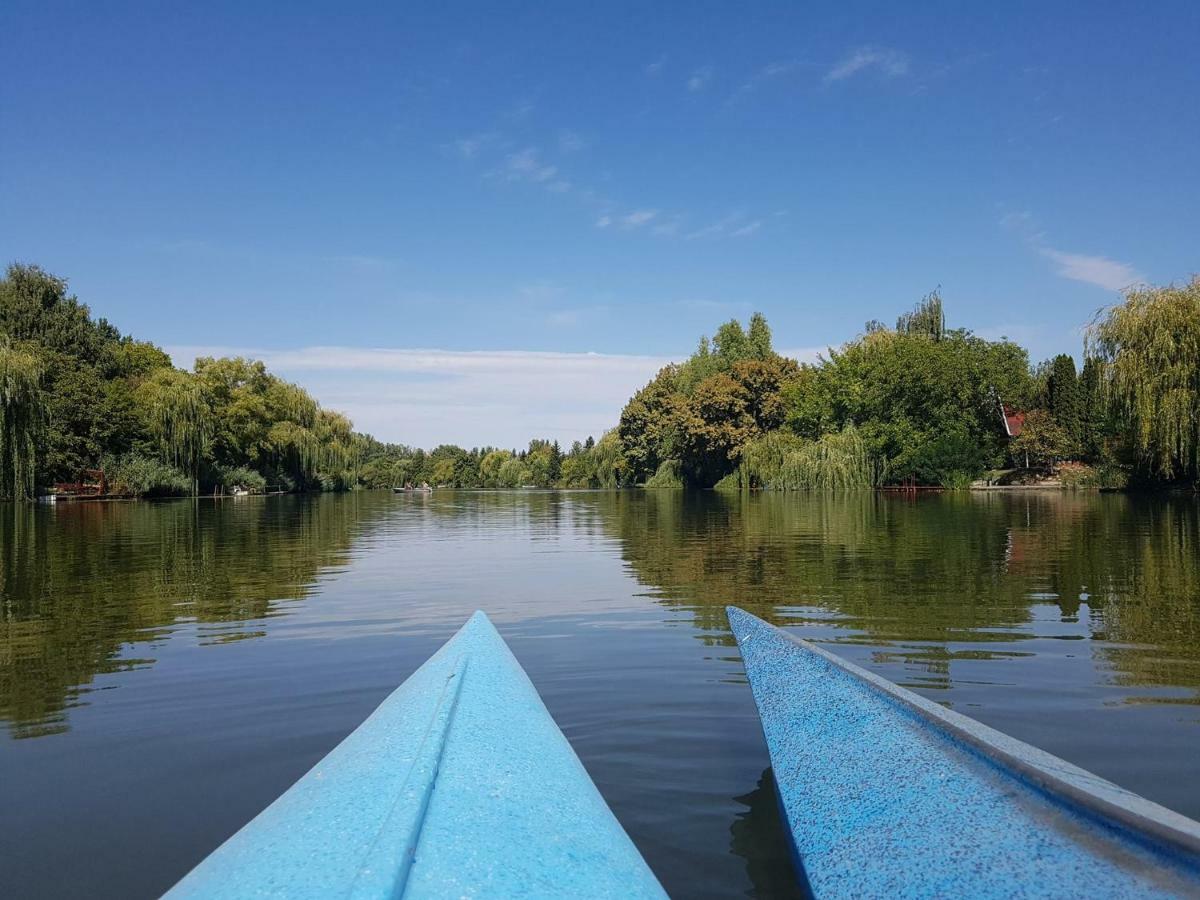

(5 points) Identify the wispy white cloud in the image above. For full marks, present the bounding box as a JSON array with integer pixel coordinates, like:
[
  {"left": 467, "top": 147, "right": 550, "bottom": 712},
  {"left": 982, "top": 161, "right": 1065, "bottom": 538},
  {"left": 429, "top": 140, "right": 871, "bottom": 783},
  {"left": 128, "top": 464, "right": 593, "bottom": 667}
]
[
  {"left": 166, "top": 344, "right": 672, "bottom": 449},
  {"left": 1000, "top": 209, "right": 1141, "bottom": 291},
  {"left": 621, "top": 209, "right": 658, "bottom": 228},
  {"left": 825, "top": 47, "right": 909, "bottom": 83},
  {"left": 686, "top": 212, "right": 760, "bottom": 240},
  {"left": 594, "top": 215, "right": 613, "bottom": 229},
  {"left": 998, "top": 210, "right": 1041, "bottom": 236},
  {"left": 503, "top": 147, "right": 559, "bottom": 183},
  {"left": 727, "top": 59, "right": 815, "bottom": 103},
  {"left": 1039, "top": 248, "right": 1141, "bottom": 291},
  {"left": 645, "top": 56, "right": 666, "bottom": 76},
  {"left": 558, "top": 130, "right": 586, "bottom": 153},
  {"left": 687, "top": 66, "right": 714, "bottom": 92},
  {"left": 448, "top": 132, "right": 500, "bottom": 159}
]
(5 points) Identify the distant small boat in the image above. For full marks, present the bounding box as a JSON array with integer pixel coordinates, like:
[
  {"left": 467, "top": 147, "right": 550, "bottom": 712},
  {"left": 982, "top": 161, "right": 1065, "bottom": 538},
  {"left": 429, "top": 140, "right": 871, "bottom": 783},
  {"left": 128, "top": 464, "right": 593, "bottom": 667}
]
[
  {"left": 727, "top": 606, "right": 1200, "bottom": 898},
  {"left": 166, "top": 611, "right": 665, "bottom": 899}
]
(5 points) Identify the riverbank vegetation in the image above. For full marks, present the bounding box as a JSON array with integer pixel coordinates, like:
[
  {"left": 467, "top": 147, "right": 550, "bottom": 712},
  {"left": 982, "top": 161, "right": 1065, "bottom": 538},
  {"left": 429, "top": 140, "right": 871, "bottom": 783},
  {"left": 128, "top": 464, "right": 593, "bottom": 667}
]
[
  {"left": 2, "top": 262, "right": 1197, "bottom": 497},
  {"left": 0, "top": 264, "right": 358, "bottom": 499},
  {"left": 620, "top": 282, "right": 1200, "bottom": 491}
]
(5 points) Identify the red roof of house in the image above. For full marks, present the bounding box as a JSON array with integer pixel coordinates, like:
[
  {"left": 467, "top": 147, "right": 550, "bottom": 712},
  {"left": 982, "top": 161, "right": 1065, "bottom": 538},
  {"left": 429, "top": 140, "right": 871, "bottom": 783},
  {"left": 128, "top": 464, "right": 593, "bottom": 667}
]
[{"left": 1002, "top": 405, "right": 1025, "bottom": 437}]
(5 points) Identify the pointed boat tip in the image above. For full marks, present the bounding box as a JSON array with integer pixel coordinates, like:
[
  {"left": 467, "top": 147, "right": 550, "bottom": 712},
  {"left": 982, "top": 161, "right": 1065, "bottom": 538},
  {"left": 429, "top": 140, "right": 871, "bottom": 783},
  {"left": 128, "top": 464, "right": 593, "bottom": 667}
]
[
  {"left": 725, "top": 605, "right": 757, "bottom": 626},
  {"left": 725, "top": 606, "right": 752, "bottom": 642},
  {"left": 463, "top": 609, "right": 492, "bottom": 628}
]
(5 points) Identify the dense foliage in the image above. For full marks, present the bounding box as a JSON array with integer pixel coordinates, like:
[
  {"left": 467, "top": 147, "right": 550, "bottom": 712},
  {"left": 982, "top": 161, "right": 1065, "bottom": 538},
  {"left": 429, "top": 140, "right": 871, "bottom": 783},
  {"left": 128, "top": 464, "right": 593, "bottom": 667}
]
[
  {"left": 4, "top": 261, "right": 1197, "bottom": 497},
  {"left": 619, "top": 299, "right": 1034, "bottom": 488},
  {"left": 0, "top": 341, "right": 45, "bottom": 500},
  {"left": 619, "top": 285, "right": 1200, "bottom": 490},
  {"left": 1088, "top": 278, "right": 1200, "bottom": 484},
  {"left": 784, "top": 297, "right": 1033, "bottom": 486},
  {"left": 619, "top": 314, "right": 801, "bottom": 487},
  {"left": 355, "top": 432, "right": 625, "bottom": 490},
  {"left": 0, "top": 264, "right": 358, "bottom": 497}
]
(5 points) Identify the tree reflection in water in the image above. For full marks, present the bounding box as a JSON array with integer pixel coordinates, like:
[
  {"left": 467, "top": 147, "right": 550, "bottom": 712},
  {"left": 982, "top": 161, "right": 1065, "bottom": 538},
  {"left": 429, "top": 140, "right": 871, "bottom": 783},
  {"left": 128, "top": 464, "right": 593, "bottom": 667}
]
[
  {"left": 601, "top": 489, "right": 1200, "bottom": 700},
  {"left": 0, "top": 495, "right": 381, "bottom": 738}
]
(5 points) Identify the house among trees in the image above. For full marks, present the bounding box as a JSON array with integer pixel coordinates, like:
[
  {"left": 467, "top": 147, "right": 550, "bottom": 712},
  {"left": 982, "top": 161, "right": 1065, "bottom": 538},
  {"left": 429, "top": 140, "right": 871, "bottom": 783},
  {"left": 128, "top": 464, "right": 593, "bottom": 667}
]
[{"left": 1000, "top": 403, "right": 1026, "bottom": 440}]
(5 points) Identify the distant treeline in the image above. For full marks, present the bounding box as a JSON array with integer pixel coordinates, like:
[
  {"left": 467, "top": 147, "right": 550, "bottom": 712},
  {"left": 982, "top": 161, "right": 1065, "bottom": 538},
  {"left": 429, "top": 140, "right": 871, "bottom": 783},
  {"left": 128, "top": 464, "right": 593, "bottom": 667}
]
[
  {"left": 0, "top": 262, "right": 1197, "bottom": 499},
  {"left": 0, "top": 263, "right": 623, "bottom": 499}
]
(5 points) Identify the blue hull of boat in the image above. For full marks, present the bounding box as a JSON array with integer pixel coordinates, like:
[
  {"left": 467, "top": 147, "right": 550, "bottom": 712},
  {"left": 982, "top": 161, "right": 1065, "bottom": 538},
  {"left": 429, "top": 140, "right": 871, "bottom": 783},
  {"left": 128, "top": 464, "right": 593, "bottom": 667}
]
[
  {"left": 167, "top": 612, "right": 665, "bottom": 899},
  {"left": 727, "top": 606, "right": 1200, "bottom": 898}
]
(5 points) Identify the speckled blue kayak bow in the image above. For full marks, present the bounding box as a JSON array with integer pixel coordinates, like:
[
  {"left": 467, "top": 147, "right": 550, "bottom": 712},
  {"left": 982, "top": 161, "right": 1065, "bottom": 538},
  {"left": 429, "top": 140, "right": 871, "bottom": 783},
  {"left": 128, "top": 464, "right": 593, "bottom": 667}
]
[
  {"left": 167, "top": 611, "right": 666, "bottom": 899},
  {"left": 727, "top": 606, "right": 1200, "bottom": 899}
]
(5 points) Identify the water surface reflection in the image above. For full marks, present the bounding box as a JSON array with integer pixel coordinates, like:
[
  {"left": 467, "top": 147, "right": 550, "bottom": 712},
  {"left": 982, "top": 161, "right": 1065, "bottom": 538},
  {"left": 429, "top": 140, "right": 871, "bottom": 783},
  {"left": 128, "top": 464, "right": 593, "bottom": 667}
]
[{"left": 1, "top": 490, "right": 1198, "bottom": 898}]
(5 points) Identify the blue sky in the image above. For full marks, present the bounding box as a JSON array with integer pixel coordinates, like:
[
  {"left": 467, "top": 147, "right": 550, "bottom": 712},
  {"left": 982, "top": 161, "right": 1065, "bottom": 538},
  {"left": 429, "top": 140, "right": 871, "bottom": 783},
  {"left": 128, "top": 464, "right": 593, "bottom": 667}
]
[{"left": 3, "top": 2, "right": 1198, "bottom": 447}]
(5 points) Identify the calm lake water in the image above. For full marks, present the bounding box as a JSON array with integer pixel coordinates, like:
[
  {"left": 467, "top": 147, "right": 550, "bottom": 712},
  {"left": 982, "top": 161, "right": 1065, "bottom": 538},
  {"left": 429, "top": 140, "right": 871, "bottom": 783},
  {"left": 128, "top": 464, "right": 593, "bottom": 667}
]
[{"left": 2, "top": 490, "right": 1199, "bottom": 897}]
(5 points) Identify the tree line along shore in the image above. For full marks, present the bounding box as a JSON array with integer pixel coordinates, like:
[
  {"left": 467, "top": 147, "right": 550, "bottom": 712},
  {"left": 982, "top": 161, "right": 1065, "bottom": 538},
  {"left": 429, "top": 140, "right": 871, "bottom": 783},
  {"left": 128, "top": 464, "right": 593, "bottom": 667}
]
[{"left": 0, "top": 263, "right": 1197, "bottom": 501}]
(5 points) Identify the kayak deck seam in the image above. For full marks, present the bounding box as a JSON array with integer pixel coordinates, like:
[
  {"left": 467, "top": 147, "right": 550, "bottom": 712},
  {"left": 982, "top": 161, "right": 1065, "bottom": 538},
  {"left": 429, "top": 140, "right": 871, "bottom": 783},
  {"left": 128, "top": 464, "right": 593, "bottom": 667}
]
[{"left": 349, "top": 656, "right": 468, "bottom": 899}]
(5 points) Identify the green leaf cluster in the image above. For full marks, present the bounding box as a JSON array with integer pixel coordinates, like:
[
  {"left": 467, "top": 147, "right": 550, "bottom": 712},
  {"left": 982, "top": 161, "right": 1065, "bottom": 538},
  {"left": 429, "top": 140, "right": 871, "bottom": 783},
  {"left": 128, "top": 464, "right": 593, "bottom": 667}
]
[{"left": 1088, "top": 278, "right": 1200, "bottom": 484}]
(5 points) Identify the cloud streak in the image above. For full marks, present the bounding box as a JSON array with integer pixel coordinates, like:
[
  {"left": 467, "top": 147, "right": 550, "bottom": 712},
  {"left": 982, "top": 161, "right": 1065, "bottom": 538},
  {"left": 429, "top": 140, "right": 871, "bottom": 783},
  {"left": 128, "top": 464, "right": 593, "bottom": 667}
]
[
  {"left": 687, "top": 66, "right": 713, "bottom": 92},
  {"left": 621, "top": 209, "right": 658, "bottom": 228},
  {"left": 685, "top": 212, "right": 761, "bottom": 240},
  {"left": 558, "top": 130, "right": 585, "bottom": 153},
  {"left": 1039, "top": 248, "right": 1141, "bottom": 291},
  {"left": 825, "top": 47, "right": 909, "bottom": 83},
  {"left": 1001, "top": 209, "right": 1142, "bottom": 291},
  {"left": 503, "top": 147, "right": 559, "bottom": 183}
]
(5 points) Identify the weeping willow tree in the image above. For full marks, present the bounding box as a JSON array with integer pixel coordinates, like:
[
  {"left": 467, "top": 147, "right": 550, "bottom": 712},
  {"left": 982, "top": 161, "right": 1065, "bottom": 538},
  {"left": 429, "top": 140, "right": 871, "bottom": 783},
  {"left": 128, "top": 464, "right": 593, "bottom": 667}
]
[
  {"left": 138, "top": 368, "right": 211, "bottom": 495},
  {"left": 263, "top": 381, "right": 320, "bottom": 488},
  {"left": 316, "top": 409, "right": 356, "bottom": 488},
  {"left": 738, "top": 429, "right": 806, "bottom": 489},
  {"left": 895, "top": 290, "right": 945, "bottom": 341},
  {"left": 587, "top": 430, "right": 625, "bottom": 488},
  {"left": 0, "top": 342, "right": 45, "bottom": 500},
  {"left": 268, "top": 420, "right": 320, "bottom": 487},
  {"left": 1087, "top": 278, "right": 1200, "bottom": 484},
  {"left": 740, "top": 426, "right": 883, "bottom": 490}
]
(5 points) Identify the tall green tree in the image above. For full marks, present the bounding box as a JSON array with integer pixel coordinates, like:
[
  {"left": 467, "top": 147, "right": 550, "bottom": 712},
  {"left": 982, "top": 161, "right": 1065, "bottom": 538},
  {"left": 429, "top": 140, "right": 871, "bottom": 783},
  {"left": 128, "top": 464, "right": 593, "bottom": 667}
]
[
  {"left": 747, "top": 312, "right": 773, "bottom": 359},
  {"left": 0, "top": 342, "right": 45, "bottom": 499},
  {"left": 0, "top": 264, "right": 167, "bottom": 484},
  {"left": 1078, "top": 357, "right": 1106, "bottom": 463},
  {"left": 619, "top": 366, "right": 683, "bottom": 482},
  {"left": 621, "top": 314, "right": 796, "bottom": 486},
  {"left": 895, "top": 290, "right": 946, "bottom": 341},
  {"left": 1046, "top": 354, "right": 1082, "bottom": 456},
  {"left": 138, "top": 368, "right": 211, "bottom": 495},
  {"left": 1088, "top": 278, "right": 1200, "bottom": 483}
]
